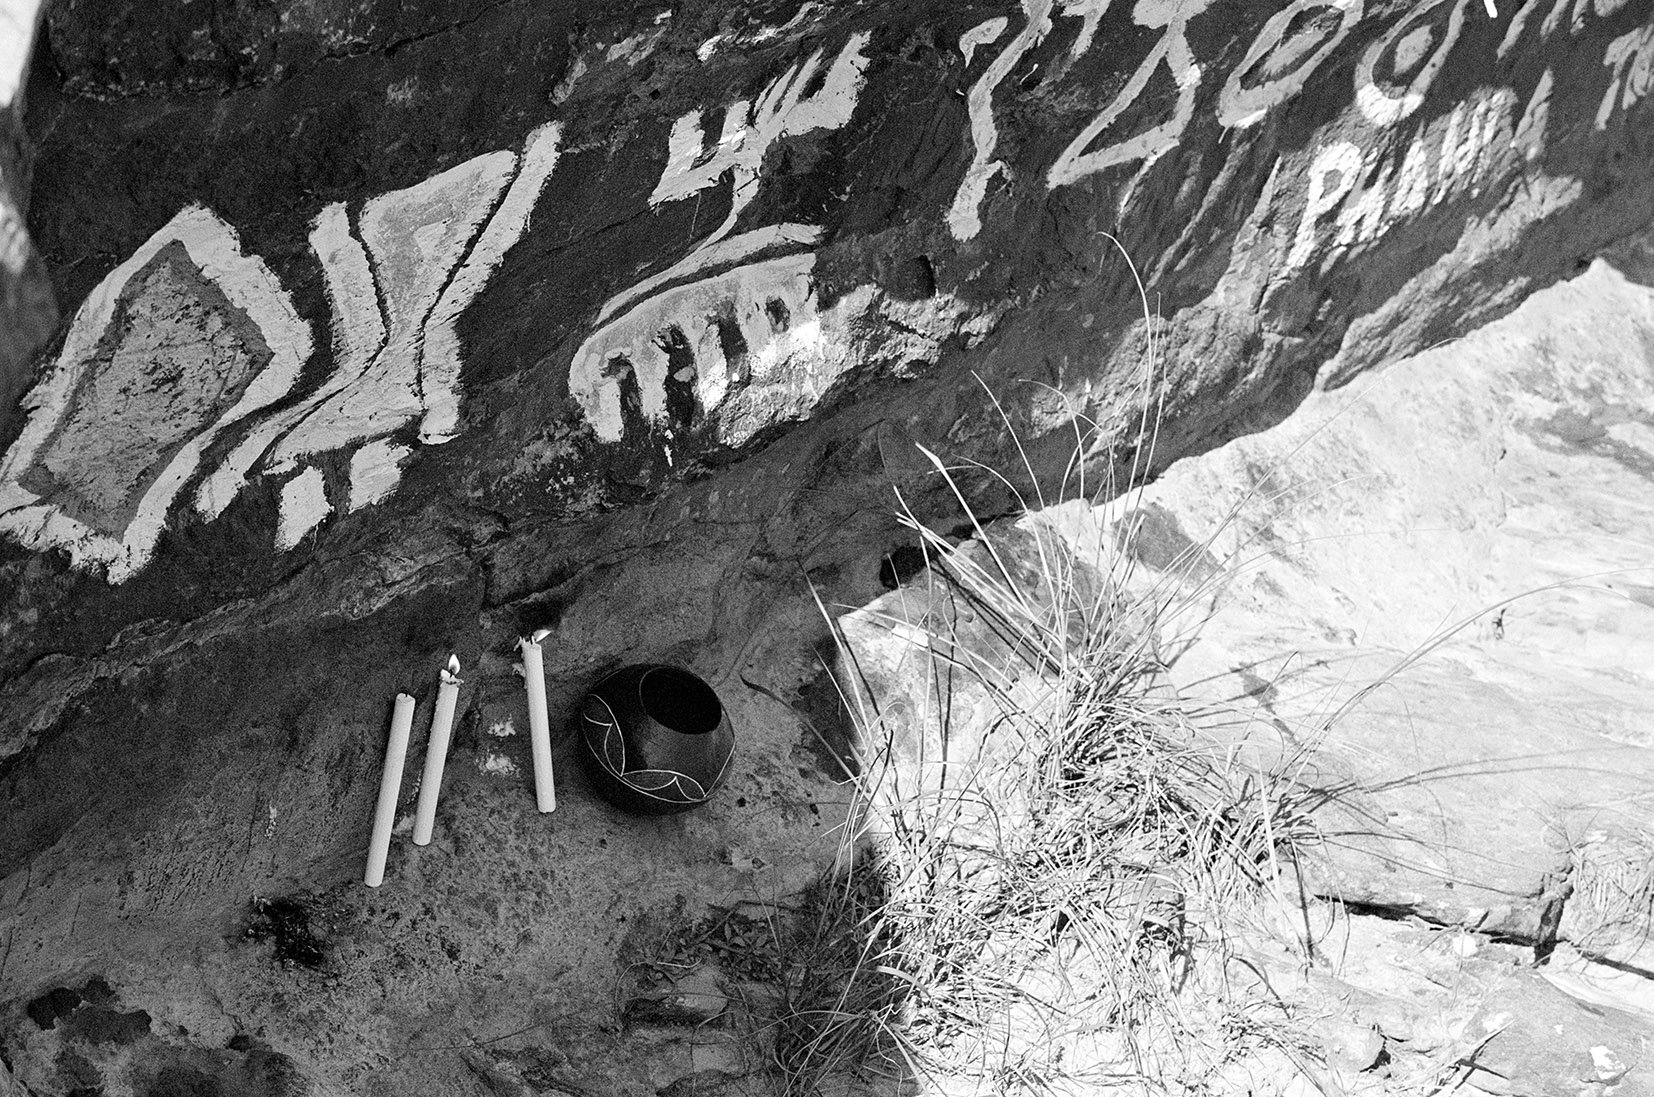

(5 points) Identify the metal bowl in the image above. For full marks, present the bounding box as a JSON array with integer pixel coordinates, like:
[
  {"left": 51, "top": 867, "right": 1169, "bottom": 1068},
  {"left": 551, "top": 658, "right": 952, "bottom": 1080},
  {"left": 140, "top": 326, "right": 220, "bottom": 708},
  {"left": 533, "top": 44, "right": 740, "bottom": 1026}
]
[{"left": 576, "top": 664, "right": 735, "bottom": 815}]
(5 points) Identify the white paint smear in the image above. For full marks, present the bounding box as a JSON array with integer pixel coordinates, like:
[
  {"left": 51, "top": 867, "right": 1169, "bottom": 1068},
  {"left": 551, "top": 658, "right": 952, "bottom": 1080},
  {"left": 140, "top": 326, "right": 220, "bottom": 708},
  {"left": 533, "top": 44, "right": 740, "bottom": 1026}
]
[
  {"left": 1598, "top": 23, "right": 1654, "bottom": 130},
  {"left": 1513, "top": 68, "right": 1553, "bottom": 161},
  {"left": 651, "top": 32, "right": 869, "bottom": 210},
  {"left": 1217, "top": 0, "right": 1364, "bottom": 129},
  {"left": 478, "top": 753, "right": 520, "bottom": 777},
  {"left": 958, "top": 16, "right": 1008, "bottom": 67},
  {"left": 196, "top": 128, "right": 560, "bottom": 552},
  {"left": 571, "top": 252, "right": 816, "bottom": 442},
  {"left": 1046, "top": 0, "right": 1203, "bottom": 197},
  {"left": 422, "top": 123, "right": 562, "bottom": 443},
  {"left": 194, "top": 201, "right": 384, "bottom": 519},
  {"left": 348, "top": 438, "right": 409, "bottom": 512},
  {"left": 696, "top": 34, "right": 729, "bottom": 61},
  {"left": 948, "top": 2, "right": 1052, "bottom": 242},
  {"left": 1354, "top": 0, "right": 1470, "bottom": 128},
  {"left": 595, "top": 222, "right": 820, "bottom": 330},
  {"left": 275, "top": 467, "right": 329, "bottom": 551},
  {"left": 0, "top": 205, "right": 312, "bottom": 581}
]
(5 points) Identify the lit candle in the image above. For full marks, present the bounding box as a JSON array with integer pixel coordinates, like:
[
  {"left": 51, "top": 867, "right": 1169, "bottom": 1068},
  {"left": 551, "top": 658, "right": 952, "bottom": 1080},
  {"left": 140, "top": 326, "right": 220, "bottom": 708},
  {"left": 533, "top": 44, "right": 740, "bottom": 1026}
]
[
  {"left": 520, "top": 628, "right": 556, "bottom": 813},
  {"left": 364, "top": 693, "right": 416, "bottom": 887},
  {"left": 412, "top": 655, "right": 462, "bottom": 846}
]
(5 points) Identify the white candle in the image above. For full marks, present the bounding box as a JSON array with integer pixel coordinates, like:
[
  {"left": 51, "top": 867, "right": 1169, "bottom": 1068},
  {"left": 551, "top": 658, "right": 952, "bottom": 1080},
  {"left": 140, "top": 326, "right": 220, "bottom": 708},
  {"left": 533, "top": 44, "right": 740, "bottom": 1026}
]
[
  {"left": 520, "top": 628, "right": 556, "bottom": 813},
  {"left": 412, "top": 655, "right": 462, "bottom": 846},
  {"left": 364, "top": 693, "right": 416, "bottom": 887}
]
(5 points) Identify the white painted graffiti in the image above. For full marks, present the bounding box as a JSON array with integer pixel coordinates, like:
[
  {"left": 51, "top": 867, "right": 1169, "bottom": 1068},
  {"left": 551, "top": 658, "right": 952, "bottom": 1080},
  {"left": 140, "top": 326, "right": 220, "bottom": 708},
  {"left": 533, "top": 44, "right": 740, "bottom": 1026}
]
[
  {"left": 0, "top": 123, "right": 561, "bottom": 579},
  {"left": 1354, "top": 0, "right": 1473, "bottom": 127},
  {"left": 948, "top": 0, "right": 1055, "bottom": 242},
  {"left": 4, "top": 0, "right": 1653, "bottom": 583},
  {"left": 1218, "top": 0, "right": 1365, "bottom": 128},
  {"left": 1598, "top": 23, "right": 1654, "bottom": 129},
  {"left": 1045, "top": 0, "right": 1204, "bottom": 198},
  {"left": 0, "top": 32, "right": 882, "bottom": 578},
  {"left": 0, "top": 206, "right": 313, "bottom": 580},
  {"left": 952, "top": 0, "right": 1641, "bottom": 230},
  {"left": 570, "top": 32, "right": 871, "bottom": 443},
  {"left": 1284, "top": 0, "right": 1653, "bottom": 271},
  {"left": 1499, "top": 0, "right": 1635, "bottom": 57},
  {"left": 196, "top": 122, "right": 564, "bottom": 530},
  {"left": 951, "top": 0, "right": 1369, "bottom": 235},
  {"left": 1287, "top": 87, "right": 1517, "bottom": 272}
]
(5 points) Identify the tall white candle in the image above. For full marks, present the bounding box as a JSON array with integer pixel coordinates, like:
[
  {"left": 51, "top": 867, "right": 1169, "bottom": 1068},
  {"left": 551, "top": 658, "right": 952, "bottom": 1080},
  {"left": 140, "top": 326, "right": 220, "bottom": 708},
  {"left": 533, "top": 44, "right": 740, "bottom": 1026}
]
[
  {"left": 364, "top": 693, "right": 416, "bottom": 887},
  {"left": 520, "top": 628, "right": 556, "bottom": 813},
  {"left": 412, "top": 655, "right": 462, "bottom": 846}
]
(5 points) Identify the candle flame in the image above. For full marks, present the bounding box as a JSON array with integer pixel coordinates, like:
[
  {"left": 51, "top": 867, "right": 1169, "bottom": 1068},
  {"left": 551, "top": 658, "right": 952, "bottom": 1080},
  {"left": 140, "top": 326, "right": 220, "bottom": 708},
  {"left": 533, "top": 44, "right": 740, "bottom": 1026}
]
[
  {"left": 447, "top": 654, "right": 460, "bottom": 673},
  {"left": 531, "top": 627, "right": 551, "bottom": 643}
]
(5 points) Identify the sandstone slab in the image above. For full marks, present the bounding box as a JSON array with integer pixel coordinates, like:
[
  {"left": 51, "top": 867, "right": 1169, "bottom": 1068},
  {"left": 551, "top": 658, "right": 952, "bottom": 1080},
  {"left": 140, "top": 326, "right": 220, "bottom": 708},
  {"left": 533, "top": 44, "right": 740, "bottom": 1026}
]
[{"left": 1128, "top": 253, "right": 1654, "bottom": 951}]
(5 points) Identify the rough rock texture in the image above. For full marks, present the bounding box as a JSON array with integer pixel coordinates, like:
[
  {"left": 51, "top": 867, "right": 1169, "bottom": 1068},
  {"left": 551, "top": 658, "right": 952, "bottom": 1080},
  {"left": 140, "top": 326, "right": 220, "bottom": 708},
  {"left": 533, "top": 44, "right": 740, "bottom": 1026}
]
[
  {"left": 1123, "top": 253, "right": 1654, "bottom": 1093},
  {"left": 1132, "top": 253, "right": 1654, "bottom": 959},
  {"left": 2, "top": 0, "right": 1654, "bottom": 1093}
]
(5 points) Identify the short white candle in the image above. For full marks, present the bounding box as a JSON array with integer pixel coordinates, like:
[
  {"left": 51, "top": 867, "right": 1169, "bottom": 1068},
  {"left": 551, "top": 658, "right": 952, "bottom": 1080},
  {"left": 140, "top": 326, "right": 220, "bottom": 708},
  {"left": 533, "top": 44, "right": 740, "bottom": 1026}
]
[
  {"left": 412, "top": 655, "right": 462, "bottom": 846},
  {"left": 364, "top": 693, "right": 416, "bottom": 887},
  {"left": 520, "top": 628, "right": 556, "bottom": 813}
]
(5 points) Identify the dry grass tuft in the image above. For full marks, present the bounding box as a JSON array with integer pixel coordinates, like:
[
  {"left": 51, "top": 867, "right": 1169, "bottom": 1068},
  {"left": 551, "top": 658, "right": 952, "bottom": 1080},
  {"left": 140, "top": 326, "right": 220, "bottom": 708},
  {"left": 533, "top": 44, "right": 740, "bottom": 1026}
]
[{"left": 762, "top": 412, "right": 1334, "bottom": 1095}]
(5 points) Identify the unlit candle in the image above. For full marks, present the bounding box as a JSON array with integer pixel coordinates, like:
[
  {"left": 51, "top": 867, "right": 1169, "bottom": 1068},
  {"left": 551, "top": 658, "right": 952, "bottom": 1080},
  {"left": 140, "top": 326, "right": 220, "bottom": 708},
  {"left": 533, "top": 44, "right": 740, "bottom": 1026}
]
[
  {"left": 364, "top": 693, "right": 416, "bottom": 887},
  {"left": 520, "top": 628, "right": 556, "bottom": 813},
  {"left": 412, "top": 655, "right": 462, "bottom": 845}
]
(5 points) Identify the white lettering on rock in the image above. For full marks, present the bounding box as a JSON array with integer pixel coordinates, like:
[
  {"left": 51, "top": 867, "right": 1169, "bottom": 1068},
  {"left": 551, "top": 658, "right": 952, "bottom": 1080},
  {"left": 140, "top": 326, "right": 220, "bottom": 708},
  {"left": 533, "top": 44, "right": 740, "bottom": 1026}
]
[
  {"left": 1288, "top": 87, "right": 1516, "bottom": 272},
  {"left": 1286, "top": 141, "right": 1364, "bottom": 271},
  {"left": 647, "top": 32, "right": 869, "bottom": 218},
  {"left": 947, "top": 1, "right": 1052, "bottom": 242},
  {"left": 0, "top": 205, "right": 312, "bottom": 581},
  {"left": 1046, "top": 0, "right": 1206, "bottom": 204},
  {"left": 1355, "top": 0, "right": 1472, "bottom": 127},
  {"left": 1218, "top": 0, "right": 1364, "bottom": 129}
]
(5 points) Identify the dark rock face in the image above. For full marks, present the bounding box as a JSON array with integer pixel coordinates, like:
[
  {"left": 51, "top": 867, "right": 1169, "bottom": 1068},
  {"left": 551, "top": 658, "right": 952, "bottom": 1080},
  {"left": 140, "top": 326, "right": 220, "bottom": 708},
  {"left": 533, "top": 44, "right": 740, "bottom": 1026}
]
[{"left": 2, "top": 0, "right": 1653, "bottom": 1091}]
